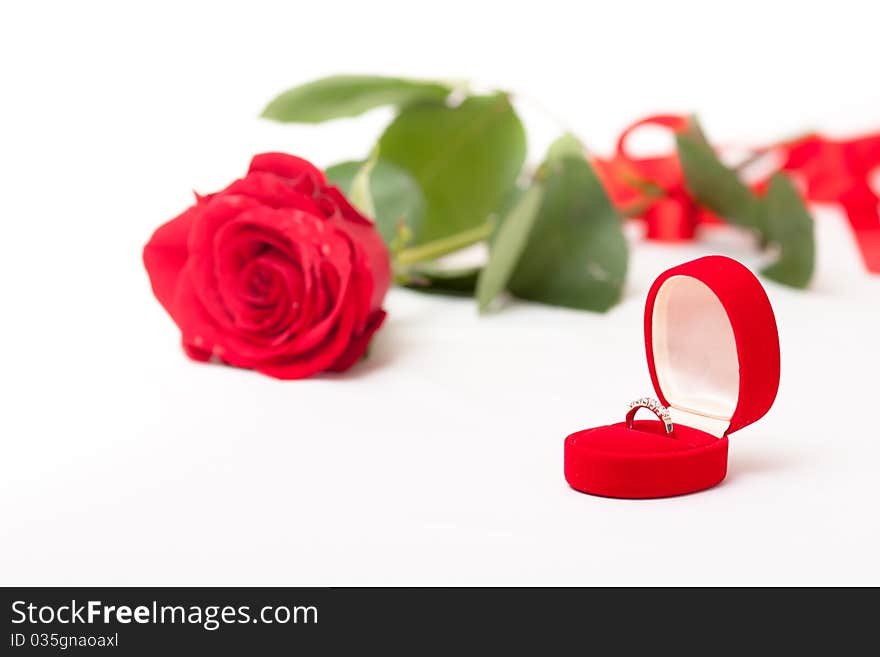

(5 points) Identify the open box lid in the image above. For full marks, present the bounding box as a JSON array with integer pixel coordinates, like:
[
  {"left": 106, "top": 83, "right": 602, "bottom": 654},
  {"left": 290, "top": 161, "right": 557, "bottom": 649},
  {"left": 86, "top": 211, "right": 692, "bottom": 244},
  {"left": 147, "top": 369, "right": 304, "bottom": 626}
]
[{"left": 644, "top": 256, "right": 780, "bottom": 437}]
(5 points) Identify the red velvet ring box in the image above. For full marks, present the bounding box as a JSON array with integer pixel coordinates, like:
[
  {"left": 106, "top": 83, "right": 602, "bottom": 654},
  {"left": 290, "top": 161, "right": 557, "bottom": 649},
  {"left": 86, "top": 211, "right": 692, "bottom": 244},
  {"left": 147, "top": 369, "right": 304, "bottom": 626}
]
[{"left": 564, "top": 255, "right": 781, "bottom": 499}]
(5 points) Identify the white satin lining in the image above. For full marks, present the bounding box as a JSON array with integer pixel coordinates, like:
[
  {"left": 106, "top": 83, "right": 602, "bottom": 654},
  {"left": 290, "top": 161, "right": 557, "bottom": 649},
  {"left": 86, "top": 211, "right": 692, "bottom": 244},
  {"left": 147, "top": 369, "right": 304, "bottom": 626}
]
[{"left": 652, "top": 276, "right": 739, "bottom": 437}]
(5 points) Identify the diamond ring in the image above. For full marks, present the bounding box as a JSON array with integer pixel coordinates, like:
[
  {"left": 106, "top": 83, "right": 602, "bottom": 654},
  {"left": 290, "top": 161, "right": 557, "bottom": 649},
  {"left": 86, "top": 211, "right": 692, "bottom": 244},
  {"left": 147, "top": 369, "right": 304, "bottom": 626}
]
[{"left": 626, "top": 397, "right": 674, "bottom": 434}]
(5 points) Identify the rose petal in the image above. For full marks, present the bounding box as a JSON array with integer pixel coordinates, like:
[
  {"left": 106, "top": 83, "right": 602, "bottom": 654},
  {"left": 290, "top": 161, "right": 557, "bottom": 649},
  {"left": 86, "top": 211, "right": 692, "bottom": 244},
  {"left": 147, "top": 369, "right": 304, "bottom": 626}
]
[
  {"left": 202, "top": 208, "right": 353, "bottom": 360},
  {"left": 318, "top": 186, "right": 374, "bottom": 226},
  {"left": 143, "top": 203, "right": 201, "bottom": 314},
  {"left": 248, "top": 152, "right": 327, "bottom": 195},
  {"left": 280, "top": 235, "right": 353, "bottom": 356},
  {"left": 351, "top": 260, "right": 374, "bottom": 334},
  {"left": 191, "top": 201, "right": 316, "bottom": 331},
  {"left": 223, "top": 257, "right": 302, "bottom": 335},
  {"left": 172, "top": 261, "right": 248, "bottom": 366},
  {"left": 213, "top": 225, "right": 306, "bottom": 335},
  {"left": 327, "top": 214, "right": 391, "bottom": 313},
  {"left": 187, "top": 195, "right": 267, "bottom": 327},
  {"left": 255, "top": 297, "right": 359, "bottom": 380},
  {"left": 216, "top": 208, "right": 355, "bottom": 357},
  {"left": 221, "top": 171, "right": 326, "bottom": 214},
  {"left": 146, "top": 152, "right": 392, "bottom": 380},
  {"left": 250, "top": 254, "right": 306, "bottom": 338},
  {"left": 182, "top": 340, "right": 212, "bottom": 362},
  {"left": 328, "top": 309, "right": 387, "bottom": 373}
]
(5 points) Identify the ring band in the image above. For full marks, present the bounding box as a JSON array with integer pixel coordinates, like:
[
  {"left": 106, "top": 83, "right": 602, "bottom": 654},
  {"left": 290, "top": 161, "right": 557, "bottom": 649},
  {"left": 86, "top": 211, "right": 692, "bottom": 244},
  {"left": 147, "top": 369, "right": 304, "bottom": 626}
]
[{"left": 626, "top": 397, "right": 673, "bottom": 434}]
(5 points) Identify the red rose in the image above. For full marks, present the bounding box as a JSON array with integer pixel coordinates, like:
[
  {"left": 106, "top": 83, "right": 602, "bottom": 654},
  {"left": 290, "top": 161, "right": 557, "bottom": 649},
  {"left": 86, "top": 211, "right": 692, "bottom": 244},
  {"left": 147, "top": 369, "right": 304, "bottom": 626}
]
[{"left": 143, "top": 153, "right": 391, "bottom": 379}]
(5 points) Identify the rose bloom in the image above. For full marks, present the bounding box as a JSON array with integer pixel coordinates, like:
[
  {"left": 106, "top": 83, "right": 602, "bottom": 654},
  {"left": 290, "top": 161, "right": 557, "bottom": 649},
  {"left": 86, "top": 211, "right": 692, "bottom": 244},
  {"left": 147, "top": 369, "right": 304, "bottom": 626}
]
[{"left": 143, "top": 153, "right": 391, "bottom": 379}]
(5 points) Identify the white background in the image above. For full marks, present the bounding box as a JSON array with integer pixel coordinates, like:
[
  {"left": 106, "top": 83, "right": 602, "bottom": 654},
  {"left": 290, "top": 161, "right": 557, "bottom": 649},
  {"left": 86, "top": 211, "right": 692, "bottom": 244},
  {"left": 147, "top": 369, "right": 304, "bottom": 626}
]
[{"left": 1, "top": 0, "right": 879, "bottom": 585}]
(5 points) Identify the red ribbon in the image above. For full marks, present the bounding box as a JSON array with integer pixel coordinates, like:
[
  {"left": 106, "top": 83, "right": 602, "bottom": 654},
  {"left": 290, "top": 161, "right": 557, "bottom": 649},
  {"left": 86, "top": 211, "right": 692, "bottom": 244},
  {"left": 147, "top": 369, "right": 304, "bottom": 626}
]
[{"left": 594, "top": 115, "right": 880, "bottom": 273}]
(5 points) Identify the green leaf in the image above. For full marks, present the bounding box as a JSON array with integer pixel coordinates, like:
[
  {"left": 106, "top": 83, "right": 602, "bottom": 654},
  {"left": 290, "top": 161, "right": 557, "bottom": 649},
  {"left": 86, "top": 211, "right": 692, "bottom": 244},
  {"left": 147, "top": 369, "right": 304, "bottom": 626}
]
[
  {"left": 349, "top": 149, "right": 378, "bottom": 218},
  {"left": 261, "top": 75, "right": 451, "bottom": 123},
  {"left": 325, "top": 158, "right": 426, "bottom": 246},
  {"left": 488, "top": 184, "right": 525, "bottom": 242},
  {"left": 324, "top": 161, "right": 359, "bottom": 193},
  {"left": 676, "top": 120, "right": 761, "bottom": 230},
  {"left": 401, "top": 265, "right": 481, "bottom": 297},
  {"left": 477, "top": 184, "right": 544, "bottom": 311},
  {"left": 545, "top": 132, "right": 585, "bottom": 162},
  {"left": 378, "top": 93, "right": 527, "bottom": 245},
  {"left": 680, "top": 115, "right": 710, "bottom": 145},
  {"left": 508, "top": 153, "right": 628, "bottom": 312},
  {"left": 761, "top": 173, "right": 815, "bottom": 287},
  {"left": 676, "top": 116, "right": 815, "bottom": 288}
]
